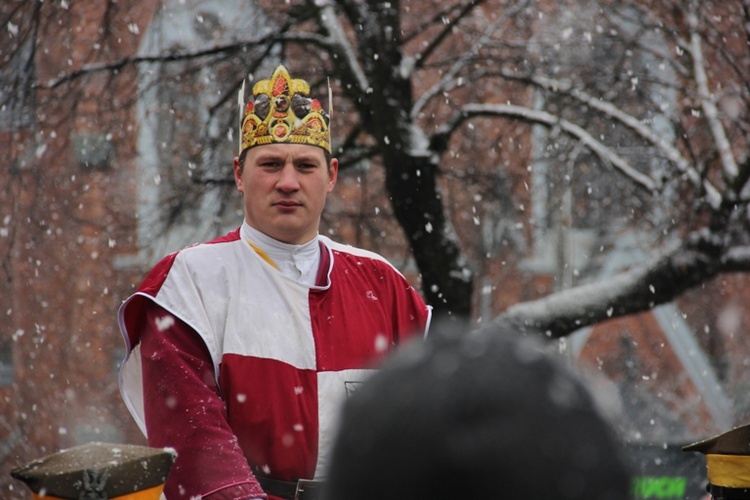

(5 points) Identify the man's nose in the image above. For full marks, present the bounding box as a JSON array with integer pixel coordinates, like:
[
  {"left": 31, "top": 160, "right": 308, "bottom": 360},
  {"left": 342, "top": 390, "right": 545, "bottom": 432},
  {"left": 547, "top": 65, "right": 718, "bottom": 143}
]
[{"left": 276, "top": 163, "right": 300, "bottom": 191}]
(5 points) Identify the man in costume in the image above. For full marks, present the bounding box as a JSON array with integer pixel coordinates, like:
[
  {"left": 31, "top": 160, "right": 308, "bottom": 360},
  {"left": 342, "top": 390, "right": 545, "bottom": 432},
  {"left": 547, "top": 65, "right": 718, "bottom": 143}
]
[
  {"left": 117, "top": 65, "right": 431, "bottom": 500},
  {"left": 684, "top": 423, "right": 750, "bottom": 499}
]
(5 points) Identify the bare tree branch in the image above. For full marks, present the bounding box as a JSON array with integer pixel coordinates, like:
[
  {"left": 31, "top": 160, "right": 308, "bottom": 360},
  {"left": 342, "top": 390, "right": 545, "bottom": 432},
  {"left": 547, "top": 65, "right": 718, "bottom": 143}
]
[
  {"left": 314, "top": 0, "right": 370, "bottom": 93},
  {"left": 37, "top": 42, "right": 251, "bottom": 89},
  {"left": 498, "top": 69, "right": 723, "bottom": 209},
  {"left": 440, "top": 103, "right": 658, "bottom": 192},
  {"left": 411, "top": 0, "right": 486, "bottom": 72},
  {"left": 411, "top": 0, "right": 532, "bottom": 120},
  {"left": 35, "top": 32, "right": 334, "bottom": 90},
  {"left": 688, "top": 1, "right": 739, "bottom": 182},
  {"left": 495, "top": 231, "right": 724, "bottom": 337},
  {"left": 722, "top": 245, "right": 750, "bottom": 271}
]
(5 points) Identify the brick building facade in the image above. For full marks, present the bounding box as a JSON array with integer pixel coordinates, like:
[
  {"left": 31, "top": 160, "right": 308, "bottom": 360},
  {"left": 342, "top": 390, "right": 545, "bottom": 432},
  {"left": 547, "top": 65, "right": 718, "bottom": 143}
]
[
  {"left": 1, "top": 1, "right": 156, "bottom": 496},
  {"left": 1, "top": 1, "right": 749, "bottom": 498}
]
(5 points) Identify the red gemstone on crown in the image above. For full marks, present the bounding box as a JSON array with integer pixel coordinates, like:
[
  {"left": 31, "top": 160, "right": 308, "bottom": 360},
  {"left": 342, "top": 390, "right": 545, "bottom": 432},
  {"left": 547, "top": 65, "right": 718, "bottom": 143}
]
[{"left": 273, "top": 76, "right": 289, "bottom": 97}]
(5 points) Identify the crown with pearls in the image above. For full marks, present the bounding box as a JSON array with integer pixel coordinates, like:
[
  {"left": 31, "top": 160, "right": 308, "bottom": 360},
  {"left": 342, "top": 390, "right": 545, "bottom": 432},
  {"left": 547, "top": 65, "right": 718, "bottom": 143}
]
[{"left": 238, "top": 65, "right": 331, "bottom": 154}]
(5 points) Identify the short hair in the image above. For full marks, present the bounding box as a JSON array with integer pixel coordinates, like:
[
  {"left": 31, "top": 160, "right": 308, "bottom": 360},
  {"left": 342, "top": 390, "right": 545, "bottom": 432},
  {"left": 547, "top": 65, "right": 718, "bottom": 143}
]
[{"left": 324, "top": 322, "right": 632, "bottom": 500}]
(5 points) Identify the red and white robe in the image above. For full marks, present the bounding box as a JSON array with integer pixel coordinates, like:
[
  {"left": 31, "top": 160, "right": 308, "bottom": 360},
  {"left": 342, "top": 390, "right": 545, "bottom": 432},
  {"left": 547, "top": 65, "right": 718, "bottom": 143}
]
[{"left": 118, "top": 226, "right": 431, "bottom": 498}]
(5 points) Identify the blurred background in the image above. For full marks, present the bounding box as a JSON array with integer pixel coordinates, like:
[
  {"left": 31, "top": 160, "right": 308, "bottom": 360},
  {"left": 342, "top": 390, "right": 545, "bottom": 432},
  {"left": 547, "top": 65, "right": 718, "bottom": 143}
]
[{"left": 2, "top": 0, "right": 749, "bottom": 498}]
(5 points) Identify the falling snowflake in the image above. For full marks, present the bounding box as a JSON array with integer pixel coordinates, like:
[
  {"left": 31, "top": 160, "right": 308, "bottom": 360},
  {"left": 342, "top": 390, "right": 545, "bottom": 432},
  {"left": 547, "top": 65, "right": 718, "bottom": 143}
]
[
  {"left": 155, "top": 315, "right": 175, "bottom": 331},
  {"left": 374, "top": 334, "right": 388, "bottom": 353}
]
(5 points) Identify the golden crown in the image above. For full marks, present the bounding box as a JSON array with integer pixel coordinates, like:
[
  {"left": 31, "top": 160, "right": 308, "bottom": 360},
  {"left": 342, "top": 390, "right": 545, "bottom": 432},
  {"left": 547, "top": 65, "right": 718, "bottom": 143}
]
[{"left": 238, "top": 65, "right": 331, "bottom": 154}]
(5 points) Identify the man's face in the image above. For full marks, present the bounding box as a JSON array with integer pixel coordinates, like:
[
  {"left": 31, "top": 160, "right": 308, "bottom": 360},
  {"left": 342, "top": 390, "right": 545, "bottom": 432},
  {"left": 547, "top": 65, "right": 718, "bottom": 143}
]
[{"left": 233, "top": 144, "right": 338, "bottom": 245}]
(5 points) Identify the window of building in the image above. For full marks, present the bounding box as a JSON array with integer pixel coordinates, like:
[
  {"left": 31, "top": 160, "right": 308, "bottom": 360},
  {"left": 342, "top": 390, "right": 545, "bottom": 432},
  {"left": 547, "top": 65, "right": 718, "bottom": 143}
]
[
  {"left": 0, "top": 38, "right": 35, "bottom": 131},
  {"left": 0, "top": 337, "right": 14, "bottom": 387}
]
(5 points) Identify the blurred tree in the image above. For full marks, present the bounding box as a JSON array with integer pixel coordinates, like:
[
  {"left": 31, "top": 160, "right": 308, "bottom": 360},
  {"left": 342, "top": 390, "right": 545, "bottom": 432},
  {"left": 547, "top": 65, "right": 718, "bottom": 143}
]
[
  {"left": 3, "top": 0, "right": 750, "bottom": 331},
  {"left": 3, "top": 0, "right": 750, "bottom": 495}
]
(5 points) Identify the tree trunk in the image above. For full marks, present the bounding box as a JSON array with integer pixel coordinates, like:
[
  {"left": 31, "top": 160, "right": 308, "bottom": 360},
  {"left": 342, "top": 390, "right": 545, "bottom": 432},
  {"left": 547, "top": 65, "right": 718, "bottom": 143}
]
[{"left": 383, "top": 150, "right": 473, "bottom": 319}]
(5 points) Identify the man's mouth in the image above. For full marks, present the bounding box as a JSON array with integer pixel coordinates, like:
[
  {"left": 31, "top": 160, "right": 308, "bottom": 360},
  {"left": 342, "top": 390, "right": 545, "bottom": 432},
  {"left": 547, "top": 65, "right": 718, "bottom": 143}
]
[{"left": 274, "top": 200, "right": 302, "bottom": 208}]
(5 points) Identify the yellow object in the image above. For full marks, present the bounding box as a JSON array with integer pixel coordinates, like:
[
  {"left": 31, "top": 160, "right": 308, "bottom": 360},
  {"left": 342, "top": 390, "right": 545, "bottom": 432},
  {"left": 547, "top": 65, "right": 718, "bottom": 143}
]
[
  {"left": 246, "top": 239, "right": 280, "bottom": 270},
  {"left": 11, "top": 442, "right": 176, "bottom": 500},
  {"left": 683, "top": 422, "right": 750, "bottom": 490},
  {"left": 239, "top": 65, "right": 331, "bottom": 154},
  {"left": 706, "top": 454, "right": 750, "bottom": 488},
  {"left": 32, "top": 484, "right": 165, "bottom": 500}
]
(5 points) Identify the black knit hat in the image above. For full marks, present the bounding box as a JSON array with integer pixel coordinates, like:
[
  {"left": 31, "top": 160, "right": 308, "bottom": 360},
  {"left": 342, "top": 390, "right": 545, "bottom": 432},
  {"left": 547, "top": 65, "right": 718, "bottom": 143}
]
[{"left": 324, "top": 321, "right": 632, "bottom": 500}]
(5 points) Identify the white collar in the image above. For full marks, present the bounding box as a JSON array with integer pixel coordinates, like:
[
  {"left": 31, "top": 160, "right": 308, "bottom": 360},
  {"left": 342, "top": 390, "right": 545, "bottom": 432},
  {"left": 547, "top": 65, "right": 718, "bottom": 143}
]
[{"left": 241, "top": 222, "right": 320, "bottom": 285}]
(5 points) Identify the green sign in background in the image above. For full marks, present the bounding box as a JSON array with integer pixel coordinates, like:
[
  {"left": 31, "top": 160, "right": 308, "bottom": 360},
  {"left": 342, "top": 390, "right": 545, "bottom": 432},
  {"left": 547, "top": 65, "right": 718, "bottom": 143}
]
[
  {"left": 633, "top": 476, "right": 688, "bottom": 499},
  {"left": 625, "top": 442, "right": 706, "bottom": 500}
]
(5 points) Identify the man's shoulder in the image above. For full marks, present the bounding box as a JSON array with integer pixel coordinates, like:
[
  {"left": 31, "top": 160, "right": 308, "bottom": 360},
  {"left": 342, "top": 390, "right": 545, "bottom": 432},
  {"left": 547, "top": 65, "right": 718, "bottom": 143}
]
[
  {"left": 206, "top": 228, "right": 243, "bottom": 245},
  {"left": 187, "top": 227, "right": 242, "bottom": 250},
  {"left": 319, "top": 237, "right": 429, "bottom": 325},
  {"left": 171, "top": 227, "right": 243, "bottom": 259},
  {"left": 319, "top": 236, "right": 411, "bottom": 283},
  {"left": 320, "top": 236, "right": 392, "bottom": 265},
  {"left": 138, "top": 228, "right": 243, "bottom": 293}
]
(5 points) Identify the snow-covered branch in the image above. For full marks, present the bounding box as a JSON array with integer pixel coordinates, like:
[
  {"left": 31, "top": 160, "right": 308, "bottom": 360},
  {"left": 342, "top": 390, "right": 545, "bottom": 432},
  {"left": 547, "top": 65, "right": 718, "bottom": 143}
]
[
  {"left": 721, "top": 245, "right": 750, "bottom": 271},
  {"left": 447, "top": 103, "right": 658, "bottom": 192},
  {"left": 410, "top": 0, "right": 486, "bottom": 74},
  {"left": 411, "top": 0, "right": 531, "bottom": 120},
  {"left": 494, "top": 235, "right": 723, "bottom": 337},
  {"left": 688, "top": 4, "right": 739, "bottom": 181},
  {"left": 35, "top": 33, "right": 332, "bottom": 90},
  {"left": 315, "top": 0, "right": 370, "bottom": 93},
  {"left": 500, "top": 70, "right": 723, "bottom": 209}
]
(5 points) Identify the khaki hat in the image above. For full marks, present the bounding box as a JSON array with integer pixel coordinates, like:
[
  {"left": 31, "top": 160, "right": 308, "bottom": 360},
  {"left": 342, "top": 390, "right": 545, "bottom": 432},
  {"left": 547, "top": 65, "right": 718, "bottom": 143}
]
[
  {"left": 11, "top": 442, "right": 176, "bottom": 500},
  {"left": 683, "top": 424, "right": 750, "bottom": 489}
]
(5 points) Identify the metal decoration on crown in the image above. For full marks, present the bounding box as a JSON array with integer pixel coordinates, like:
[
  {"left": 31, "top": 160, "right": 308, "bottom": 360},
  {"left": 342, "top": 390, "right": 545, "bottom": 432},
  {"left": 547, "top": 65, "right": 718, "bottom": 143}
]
[{"left": 238, "top": 65, "right": 331, "bottom": 155}]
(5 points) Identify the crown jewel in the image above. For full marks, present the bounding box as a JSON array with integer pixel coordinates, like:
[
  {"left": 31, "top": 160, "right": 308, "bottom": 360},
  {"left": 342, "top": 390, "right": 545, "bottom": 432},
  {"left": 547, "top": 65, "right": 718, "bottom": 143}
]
[{"left": 238, "top": 65, "right": 331, "bottom": 154}]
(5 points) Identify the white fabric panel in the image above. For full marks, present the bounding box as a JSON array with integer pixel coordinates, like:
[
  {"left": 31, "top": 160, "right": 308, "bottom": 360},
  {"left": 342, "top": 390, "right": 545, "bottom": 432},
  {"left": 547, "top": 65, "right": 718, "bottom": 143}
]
[{"left": 314, "top": 368, "right": 376, "bottom": 478}]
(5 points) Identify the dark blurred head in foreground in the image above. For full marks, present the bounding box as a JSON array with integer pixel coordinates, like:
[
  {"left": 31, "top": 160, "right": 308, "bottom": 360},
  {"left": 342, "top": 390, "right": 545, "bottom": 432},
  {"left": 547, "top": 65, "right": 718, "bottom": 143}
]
[{"left": 324, "top": 322, "right": 632, "bottom": 500}]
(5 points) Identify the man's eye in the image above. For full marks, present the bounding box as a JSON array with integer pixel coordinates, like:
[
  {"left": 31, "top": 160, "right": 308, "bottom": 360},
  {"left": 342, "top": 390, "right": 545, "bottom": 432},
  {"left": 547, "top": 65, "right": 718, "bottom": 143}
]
[{"left": 298, "top": 163, "right": 316, "bottom": 170}]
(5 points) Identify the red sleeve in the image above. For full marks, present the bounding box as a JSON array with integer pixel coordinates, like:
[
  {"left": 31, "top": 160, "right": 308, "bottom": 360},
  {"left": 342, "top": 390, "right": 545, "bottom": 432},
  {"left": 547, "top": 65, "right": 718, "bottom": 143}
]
[{"left": 140, "top": 300, "right": 267, "bottom": 500}]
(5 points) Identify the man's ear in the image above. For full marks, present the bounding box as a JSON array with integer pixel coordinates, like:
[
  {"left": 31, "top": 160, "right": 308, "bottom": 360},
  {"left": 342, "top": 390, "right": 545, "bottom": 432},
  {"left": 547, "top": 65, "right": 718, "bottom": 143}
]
[
  {"left": 233, "top": 156, "right": 243, "bottom": 193},
  {"left": 327, "top": 157, "right": 339, "bottom": 193}
]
